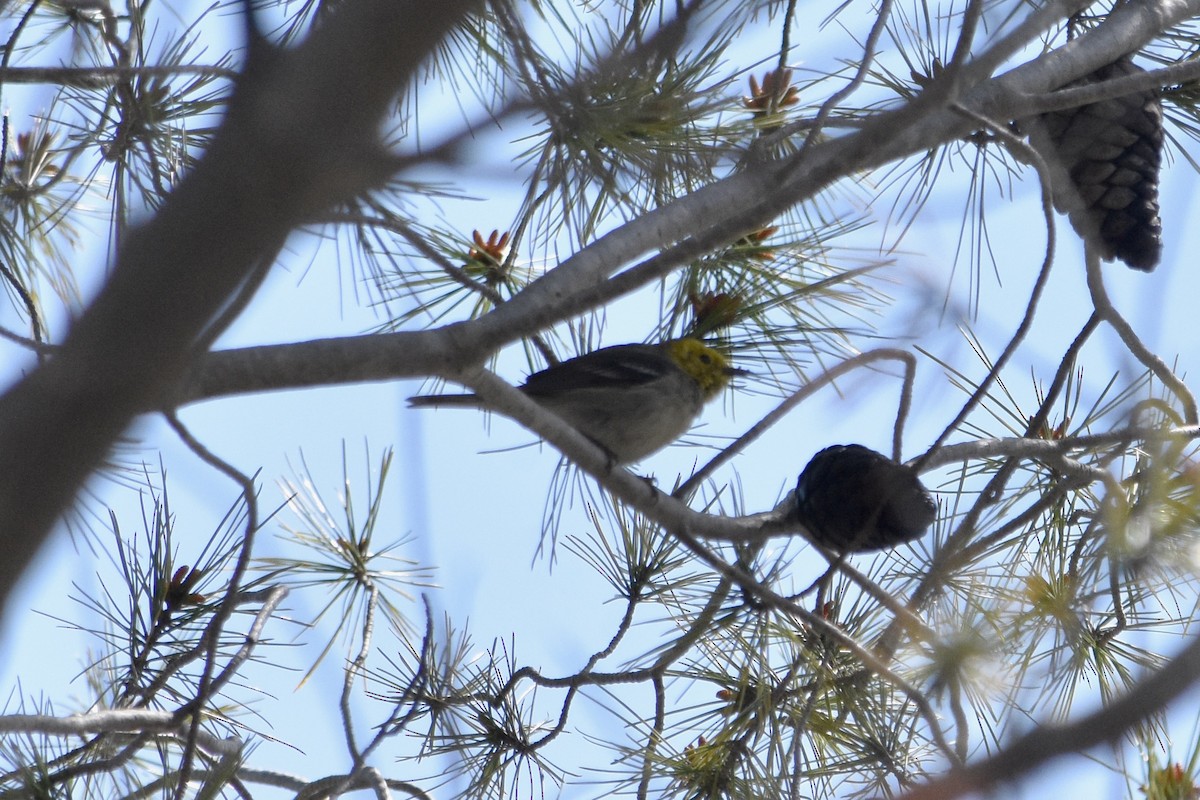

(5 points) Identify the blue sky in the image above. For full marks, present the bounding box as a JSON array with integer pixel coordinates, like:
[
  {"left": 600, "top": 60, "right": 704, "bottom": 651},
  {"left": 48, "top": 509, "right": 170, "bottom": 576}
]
[{"left": 4, "top": 2, "right": 1200, "bottom": 797}]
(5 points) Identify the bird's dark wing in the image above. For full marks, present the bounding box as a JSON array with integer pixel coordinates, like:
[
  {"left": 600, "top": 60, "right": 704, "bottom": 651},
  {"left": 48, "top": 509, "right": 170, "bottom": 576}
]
[{"left": 520, "top": 344, "right": 670, "bottom": 397}]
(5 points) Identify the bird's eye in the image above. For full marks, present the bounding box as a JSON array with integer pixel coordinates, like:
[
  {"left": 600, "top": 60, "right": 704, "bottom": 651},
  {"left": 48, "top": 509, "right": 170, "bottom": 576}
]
[{"left": 700, "top": 353, "right": 712, "bottom": 363}]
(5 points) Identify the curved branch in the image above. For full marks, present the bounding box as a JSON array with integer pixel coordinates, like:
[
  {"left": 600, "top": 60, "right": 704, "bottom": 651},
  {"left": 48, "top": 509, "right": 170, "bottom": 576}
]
[{"left": 897, "top": 627, "right": 1200, "bottom": 800}]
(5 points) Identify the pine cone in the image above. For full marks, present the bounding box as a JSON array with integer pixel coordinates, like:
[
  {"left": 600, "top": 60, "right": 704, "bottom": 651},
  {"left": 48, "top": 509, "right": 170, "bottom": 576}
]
[
  {"left": 793, "top": 445, "right": 936, "bottom": 553},
  {"left": 1034, "top": 56, "right": 1163, "bottom": 271}
]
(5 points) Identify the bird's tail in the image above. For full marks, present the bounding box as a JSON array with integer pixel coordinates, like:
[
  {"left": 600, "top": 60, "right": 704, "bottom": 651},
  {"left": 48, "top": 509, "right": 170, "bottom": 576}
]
[{"left": 407, "top": 393, "right": 482, "bottom": 408}]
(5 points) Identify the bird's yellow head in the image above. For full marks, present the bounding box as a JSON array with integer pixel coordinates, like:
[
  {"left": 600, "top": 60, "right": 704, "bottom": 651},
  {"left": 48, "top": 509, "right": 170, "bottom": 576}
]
[{"left": 666, "top": 338, "right": 740, "bottom": 400}]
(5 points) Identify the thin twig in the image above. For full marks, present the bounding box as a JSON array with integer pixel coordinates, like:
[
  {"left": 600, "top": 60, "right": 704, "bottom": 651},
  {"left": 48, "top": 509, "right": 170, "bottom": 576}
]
[
  {"left": 915, "top": 103, "right": 1059, "bottom": 471},
  {"left": 1084, "top": 249, "right": 1198, "bottom": 424},
  {"left": 165, "top": 412, "right": 264, "bottom": 800},
  {"left": 678, "top": 348, "right": 917, "bottom": 498},
  {"left": 792, "top": 0, "right": 898, "bottom": 161},
  {"left": 666, "top": 524, "right": 959, "bottom": 762}
]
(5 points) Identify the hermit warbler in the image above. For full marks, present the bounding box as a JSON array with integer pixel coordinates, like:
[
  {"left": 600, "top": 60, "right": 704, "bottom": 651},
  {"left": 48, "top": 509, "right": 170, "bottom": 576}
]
[
  {"left": 408, "top": 338, "right": 742, "bottom": 464},
  {"left": 793, "top": 444, "right": 936, "bottom": 553}
]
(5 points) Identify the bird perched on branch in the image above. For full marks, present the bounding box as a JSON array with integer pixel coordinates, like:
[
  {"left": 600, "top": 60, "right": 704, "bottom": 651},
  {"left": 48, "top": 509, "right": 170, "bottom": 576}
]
[
  {"left": 1027, "top": 55, "right": 1164, "bottom": 270},
  {"left": 408, "top": 338, "right": 744, "bottom": 464},
  {"left": 793, "top": 444, "right": 937, "bottom": 553}
]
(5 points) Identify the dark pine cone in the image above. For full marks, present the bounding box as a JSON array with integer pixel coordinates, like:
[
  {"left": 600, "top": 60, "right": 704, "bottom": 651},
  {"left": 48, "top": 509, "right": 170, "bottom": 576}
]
[
  {"left": 1036, "top": 56, "right": 1163, "bottom": 271},
  {"left": 793, "top": 444, "right": 937, "bottom": 553}
]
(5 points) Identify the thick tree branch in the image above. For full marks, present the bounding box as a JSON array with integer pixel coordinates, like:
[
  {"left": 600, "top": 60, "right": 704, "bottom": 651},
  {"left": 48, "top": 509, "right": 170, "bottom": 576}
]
[
  {"left": 174, "top": 0, "right": 1200, "bottom": 409},
  {"left": 0, "top": 0, "right": 482, "bottom": 612}
]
